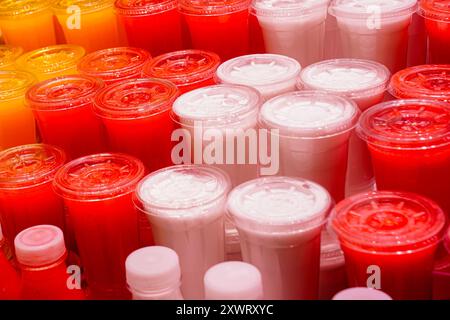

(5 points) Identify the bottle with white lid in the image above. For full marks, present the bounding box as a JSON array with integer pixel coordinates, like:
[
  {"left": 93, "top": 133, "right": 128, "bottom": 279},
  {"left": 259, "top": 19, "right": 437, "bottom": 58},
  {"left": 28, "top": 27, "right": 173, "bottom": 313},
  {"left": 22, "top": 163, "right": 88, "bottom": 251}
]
[
  {"left": 126, "top": 246, "right": 183, "bottom": 300},
  {"left": 333, "top": 287, "right": 393, "bottom": 300},
  {"left": 227, "top": 176, "right": 332, "bottom": 299}
]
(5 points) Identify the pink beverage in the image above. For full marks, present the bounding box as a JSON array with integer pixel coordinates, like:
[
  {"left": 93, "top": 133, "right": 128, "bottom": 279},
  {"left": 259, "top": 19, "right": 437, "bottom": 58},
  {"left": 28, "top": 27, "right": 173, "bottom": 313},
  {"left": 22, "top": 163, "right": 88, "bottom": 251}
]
[
  {"left": 53, "top": 153, "right": 145, "bottom": 299},
  {"left": 225, "top": 217, "right": 242, "bottom": 261},
  {"left": 259, "top": 91, "right": 359, "bottom": 202},
  {"left": 134, "top": 165, "right": 231, "bottom": 299},
  {"left": 215, "top": 54, "right": 301, "bottom": 101},
  {"left": 126, "top": 246, "right": 183, "bottom": 300},
  {"left": 433, "top": 226, "right": 450, "bottom": 300},
  {"left": 324, "top": 12, "right": 343, "bottom": 60},
  {"left": 0, "top": 224, "right": 20, "bottom": 299},
  {"left": 298, "top": 59, "right": 390, "bottom": 196},
  {"left": 251, "top": 0, "right": 329, "bottom": 66},
  {"left": 329, "top": 0, "right": 418, "bottom": 73},
  {"left": 407, "top": 12, "right": 427, "bottom": 66},
  {"left": 333, "top": 287, "right": 392, "bottom": 300},
  {"left": 204, "top": 261, "right": 264, "bottom": 299},
  {"left": 227, "top": 176, "right": 332, "bottom": 300},
  {"left": 332, "top": 191, "right": 446, "bottom": 300}
]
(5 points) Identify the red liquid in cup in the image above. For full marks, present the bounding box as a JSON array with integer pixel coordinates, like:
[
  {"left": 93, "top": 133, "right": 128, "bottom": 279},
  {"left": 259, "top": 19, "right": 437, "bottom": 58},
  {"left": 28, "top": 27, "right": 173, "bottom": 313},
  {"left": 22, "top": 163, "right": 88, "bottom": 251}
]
[
  {"left": 0, "top": 226, "right": 20, "bottom": 299},
  {"left": 433, "top": 226, "right": 450, "bottom": 300}
]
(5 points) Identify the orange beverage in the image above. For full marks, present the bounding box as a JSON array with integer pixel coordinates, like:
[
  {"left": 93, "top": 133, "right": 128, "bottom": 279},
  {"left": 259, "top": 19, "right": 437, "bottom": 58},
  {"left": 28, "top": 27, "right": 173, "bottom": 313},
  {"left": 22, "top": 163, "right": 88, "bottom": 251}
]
[{"left": 0, "top": 45, "right": 22, "bottom": 70}]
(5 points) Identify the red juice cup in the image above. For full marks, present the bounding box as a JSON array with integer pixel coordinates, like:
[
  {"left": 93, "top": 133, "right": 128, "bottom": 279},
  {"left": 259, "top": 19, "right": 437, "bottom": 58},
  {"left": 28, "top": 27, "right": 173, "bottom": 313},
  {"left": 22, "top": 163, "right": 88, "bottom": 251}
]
[
  {"left": 357, "top": 99, "right": 450, "bottom": 218},
  {"left": 0, "top": 224, "right": 20, "bottom": 299},
  {"left": 179, "top": 0, "right": 252, "bottom": 61},
  {"left": 115, "top": 0, "right": 184, "bottom": 56},
  {"left": 53, "top": 153, "right": 145, "bottom": 299},
  {"left": 332, "top": 191, "right": 446, "bottom": 300},
  {"left": 433, "top": 226, "right": 450, "bottom": 299},
  {"left": 26, "top": 75, "right": 107, "bottom": 159},
  {"left": 77, "top": 47, "right": 151, "bottom": 85},
  {"left": 142, "top": 49, "right": 221, "bottom": 94}
]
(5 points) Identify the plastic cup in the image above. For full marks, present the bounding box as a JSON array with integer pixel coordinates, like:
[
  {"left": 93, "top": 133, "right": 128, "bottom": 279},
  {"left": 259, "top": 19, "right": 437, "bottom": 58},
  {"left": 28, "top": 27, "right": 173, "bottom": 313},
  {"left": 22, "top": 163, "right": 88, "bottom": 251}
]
[
  {"left": 227, "top": 176, "right": 332, "bottom": 299},
  {"left": 78, "top": 47, "right": 151, "bottom": 85},
  {"left": 259, "top": 91, "right": 359, "bottom": 202},
  {"left": 26, "top": 75, "right": 107, "bottom": 159},
  {"left": 216, "top": 53, "right": 301, "bottom": 101},
  {"left": 433, "top": 226, "right": 450, "bottom": 300},
  {"left": 332, "top": 287, "right": 392, "bottom": 300},
  {"left": 251, "top": 0, "right": 329, "bottom": 66},
  {"left": 0, "top": 224, "right": 20, "bottom": 300},
  {"left": 332, "top": 191, "right": 446, "bottom": 300},
  {"left": 179, "top": 0, "right": 251, "bottom": 61},
  {"left": 142, "top": 49, "right": 221, "bottom": 94},
  {"left": 0, "top": 0, "right": 56, "bottom": 51},
  {"left": 357, "top": 99, "right": 450, "bottom": 218},
  {"left": 134, "top": 165, "right": 231, "bottom": 299},
  {"left": 115, "top": 0, "right": 183, "bottom": 56},
  {"left": 329, "top": 0, "right": 417, "bottom": 73},
  {"left": 0, "top": 45, "right": 22, "bottom": 70},
  {"left": 407, "top": 12, "right": 427, "bottom": 67}
]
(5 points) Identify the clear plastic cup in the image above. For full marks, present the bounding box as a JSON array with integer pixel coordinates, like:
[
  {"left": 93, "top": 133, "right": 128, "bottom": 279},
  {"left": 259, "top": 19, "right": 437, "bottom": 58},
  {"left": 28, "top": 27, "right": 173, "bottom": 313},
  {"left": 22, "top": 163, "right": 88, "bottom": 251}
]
[
  {"left": 407, "top": 12, "right": 427, "bottom": 67},
  {"left": 251, "top": 0, "right": 329, "bottom": 66},
  {"left": 134, "top": 165, "right": 231, "bottom": 299},
  {"left": 332, "top": 191, "right": 446, "bottom": 299},
  {"left": 0, "top": 224, "right": 20, "bottom": 299},
  {"left": 0, "top": 45, "right": 22, "bottom": 70},
  {"left": 227, "top": 176, "right": 332, "bottom": 299},
  {"left": 332, "top": 287, "right": 392, "bottom": 300},
  {"left": 433, "top": 226, "right": 450, "bottom": 300},
  {"left": 216, "top": 53, "right": 301, "bottom": 101}
]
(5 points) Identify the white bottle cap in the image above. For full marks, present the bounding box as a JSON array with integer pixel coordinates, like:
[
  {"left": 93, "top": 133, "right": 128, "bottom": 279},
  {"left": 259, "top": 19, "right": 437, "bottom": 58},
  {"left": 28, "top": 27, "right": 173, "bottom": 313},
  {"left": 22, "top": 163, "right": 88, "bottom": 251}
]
[{"left": 333, "top": 287, "right": 393, "bottom": 300}]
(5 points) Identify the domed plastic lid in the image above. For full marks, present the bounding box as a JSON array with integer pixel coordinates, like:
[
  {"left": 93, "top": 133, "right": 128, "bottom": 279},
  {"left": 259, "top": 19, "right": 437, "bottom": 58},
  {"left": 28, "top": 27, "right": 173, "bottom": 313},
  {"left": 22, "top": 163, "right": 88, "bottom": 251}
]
[
  {"left": 357, "top": 99, "right": 450, "bottom": 150},
  {"left": 126, "top": 246, "right": 181, "bottom": 293},
  {"left": 94, "top": 78, "right": 178, "bottom": 119},
  {"left": 260, "top": 91, "right": 359, "bottom": 138},
  {"left": 78, "top": 47, "right": 151, "bottom": 84},
  {"left": 0, "top": 0, "right": 51, "bottom": 17},
  {"left": 329, "top": 0, "right": 417, "bottom": 19},
  {"left": 143, "top": 50, "right": 220, "bottom": 87},
  {"left": 0, "top": 45, "right": 23, "bottom": 69},
  {"left": 0, "top": 144, "right": 66, "bottom": 190},
  {"left": 251, "top": 0, "right": 329, "bottom": 17},
  {"left": 26, "top": 75, "right": 105, "bottom": 111},
  {"left": 53, "top": 0, "right": 113, "bottom": 13},
  {"left": 227, "top": 176, "right": 331, "bottom": 233},
  {"left": 204, "top": 262, "right": 263, "bottom": 300},
  {"left": 115, "top": 0, "right": 178, "bottom": 15},
  {"left": 299, "top": 59, "right": 390, "bottom": 99},
  {"left": 332, "top": 191, "right": 446, "bottom": 253},
  {"left": 179, "top": 0, "right": 251, "bottom": 15},
  {"left": 389, "top": 65, "right": 450, "bottom": 102},
  {"left": 0, "top": 70, "right": 35, "bottom": 100},
  {"left": 14, "top": 225, "right": 66, "bottom": 267},
  {"left": 54, "top": 153, "right": 145, "bottom": 201},
  {"left": 419, "top": 0, "right": 450, "bottom": 22},
  {"left": 16, "top": 45, "right": 85, "bottom": 75},
  {"left": 333, "top": 288, "right": 392, "bottom": 300},
  {"left": 321, "top": 226, "right": 345, "bottom": 268}
]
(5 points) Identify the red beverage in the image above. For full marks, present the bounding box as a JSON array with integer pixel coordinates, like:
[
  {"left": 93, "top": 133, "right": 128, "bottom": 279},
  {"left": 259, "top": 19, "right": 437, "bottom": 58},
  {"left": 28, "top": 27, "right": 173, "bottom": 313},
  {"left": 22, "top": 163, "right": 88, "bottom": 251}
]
[
  {"left": 26, "top": 75, "right": 107, "bottom": 159},
  {"left": 433, "top": 226, "right": 450, "bottom": 300},
  {"left": 179, "top": 0, "right": 251, "bottom": 61},
  {"left": 115, "top": 0, "right": 184, "bottom": 56},
  {"left": 332, "top": 191, "right": 446, "bottom": 300},
  {"left": 142, "top": 49, "right": 220, "bottom": 94},
  {"left": 0, "top": 224, "right": 20, "bottom": 299},
  {"left": 53, "top": 153, "right": 145, "bottom": 299}
]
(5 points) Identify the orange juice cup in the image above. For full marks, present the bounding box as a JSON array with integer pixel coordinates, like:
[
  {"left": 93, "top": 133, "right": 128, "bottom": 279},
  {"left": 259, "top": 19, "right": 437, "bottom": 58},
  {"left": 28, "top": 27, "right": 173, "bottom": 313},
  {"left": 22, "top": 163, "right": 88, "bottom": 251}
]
[{"left": 0, "top": 45, "right": 22, "bottom": 70}]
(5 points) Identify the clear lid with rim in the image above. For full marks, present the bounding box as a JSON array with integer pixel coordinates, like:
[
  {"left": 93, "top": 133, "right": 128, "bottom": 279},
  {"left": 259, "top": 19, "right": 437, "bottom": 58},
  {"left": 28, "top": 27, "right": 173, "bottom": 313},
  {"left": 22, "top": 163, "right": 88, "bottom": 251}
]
[
  {"left": 357, "top": 99, "right": 450, "bottom": 150},
  {"left": 251, "top": 0, "right": 329, "bottom": 17},
  {"left": 179, "top": 0, "right": 251, "bottom": 15},
  {"left": 53, "top": 153, "right": 145, "bottom": 201},
  {"left": 14, "top": 225, "right": 66, "bottom": 267},
  {"left": 388, "top": 65, "right": 450, "bottom": 102},
  {"left": 329, "top": 0, "right": 417, "bottom": 19},
  {"left": 0, "top": 45, "right": 23, "bottom": 68},
  {"left": 0, "top": 144, "right": 66, "bottom": 190},
  {"left": 53, "top": 0, "right": 113, "bottom": 13},
  {"left": 0, "top": 0, "right": 51, "bottom": 17},
  {"left": 299, "top": 59, "right": 390, "bottom": 99},
  {"left": 418, "top": 0, "right": 450, "bottom": 22},
  {"left": 115, "top": 0, "right": 179, "bottom": 15},
  {"left": 259, "top": 91, "right": 359, "bottom": 138},
  {"left": 0, "top": 70, "right": 35, "bottom": 100},
  {"left": 321, "top": 225, "right": 345, "bottom": 268},
  {"left": 143, "top": 50, "right": 220, "bottom": 87},
  {"left": 26, "top": 75, "right": 105, "bottom": 111},
  {"left": 227, "top": 176, "right": 331, "bottom": 233},
  {"left": 333, "top": 288, "right": 392, "bottom": 300},
  {"left": 332, "top": 191, "right": 446, "bottom": 253}
]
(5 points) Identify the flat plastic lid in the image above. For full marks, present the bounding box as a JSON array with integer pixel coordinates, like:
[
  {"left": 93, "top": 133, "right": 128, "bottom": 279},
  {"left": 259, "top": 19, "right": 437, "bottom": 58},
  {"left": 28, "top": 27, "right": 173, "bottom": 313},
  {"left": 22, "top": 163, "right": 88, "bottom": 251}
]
[
  {"left": 26, "top": 75, "right": 105, "bottom": 111},
  {"left": 357, "top": 99, "right": 450, "bottom": 150},
  {"left": 299, "top": 59, "right": 390, "bottom": 99},
  {"left": 0, "top": 70, "right": 35, "bottom": 100},
  {"left": 115, "top": 0, "right": 178, "bottom": 16},
  {"left": 419, "top": 0, "right": 450, "bottom": 22},
  {"left": 332, "top": 191, "right": 446, "bottom": 253},
  {"left": 260, "top": 91, "right": 359, "bottom": 138},
  {"left": 126, "top": 246, "right": 181, "bottom": 293},
  {"left": 329, "top": 0, "right": 417, "bottom": 19},
  {"left": 321, "top": 226, "right": 345, "bottom": 268},
  {"left": 227, "top": 176, "right": 331, "bottom": 233},
  {"left": 54, "top": 153, "right": 145, "bottom": 201},
  {"left": 0, "top": 45, "right": 23, "bottom": 68},
  {"left": 0, "top": 0, "right": 51, "bottom": 17},
  {"left": 204, "top": 262, "right": 263, "bottom": 300},
  {"left": 0, "top": 144, "right": 66, "bottom": 190},
  {"left": 78, "top": 47, "right": 151, "bottom": 83},
  {"left": 16, "top": 45, "right": 85, "bottom": 74},
  {"left": 53, "top": 0, "right": 113, "bottom": 13},
  {"left": 179, "top": 0, "right": 251, "bottom": 15},
  {"left": 14, "top": 225, "right": 66, "bottom": 267},
  {"left": 389, "top": 65, "right": 450, "bottom": 102},
  {"left": 333, "top": 288, "right": 392, "bottom": 300},
  {"left": 251, "top": 0, "right": 329, "bottom": 17}
]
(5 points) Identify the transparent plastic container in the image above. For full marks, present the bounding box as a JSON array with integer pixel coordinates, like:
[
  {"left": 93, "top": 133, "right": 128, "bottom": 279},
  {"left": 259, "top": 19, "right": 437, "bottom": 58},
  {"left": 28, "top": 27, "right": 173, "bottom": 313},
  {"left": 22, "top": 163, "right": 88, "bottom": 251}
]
[{"left": 0, "top": 45, "right": 22, "bottom": 70}]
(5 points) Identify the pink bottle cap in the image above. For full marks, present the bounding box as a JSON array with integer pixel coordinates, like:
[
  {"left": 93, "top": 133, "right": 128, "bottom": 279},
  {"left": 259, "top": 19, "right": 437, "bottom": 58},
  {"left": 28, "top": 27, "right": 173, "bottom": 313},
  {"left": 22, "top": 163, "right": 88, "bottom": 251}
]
[
  {"left": 388, "top": 65, "right": 450, "bottom": 102},
  {"left": 115, "top": 0, "right": 178, "bottom": 16},
  {"left": 0, "top": 70, "right": 35, "bottom": 100},
  {"left": 14, "top": 225, "right": 66, "bottom": 267},
  {"left": 357, "top": 99, "right": 450, "bottom": 150},
  {"left": 0, "top": 45, "right": 23, "bottom": 69},
  {"left": 329, "top": 0, "right": 417, "bottom": 19},
  {"left": 126, "top": 246, "right": 181, "bottom": 294},
  {"left": 321, "top": 226, "right": 345, "bottom": 269},
  {"left": 332, "top": 191, "right": 446, "bottom": 253},
  {"left": 53, "top": 153, "right": 145, "bottom": 201},
  {"left": 204, "top": 261, "right": 263, "bottom": 300},
  {"left": 53, "top": 0, "right": 113, "bottom": 13},
  {"left": 0, "top": 144, "right": 66, "bottom": 190},
  {"left": 333, "top": 287, "right": 392, "bottom": 300},
  {"left": 418, "top": 0, "right": 450, "bottom": 22},
  {"left": 179, "top": 0, "right": 251, "bottom": 15},
  {"left": 259, "top": 91, "right": 359, "bottom": 138},
  {"left": 78, "top": 47, "right": 151, "bottom": 84},
  {"left": 94, "top": 78, "right": 178, "bottom": 120},
  {"left": 251, "top": 0, "right": 329, "bottom": 17},
  {"left": 227, "top": 176, "right": 331, "bottom": 234},
  {"left": 143, "top": 50, "right": 221, "bottom": 87}
]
